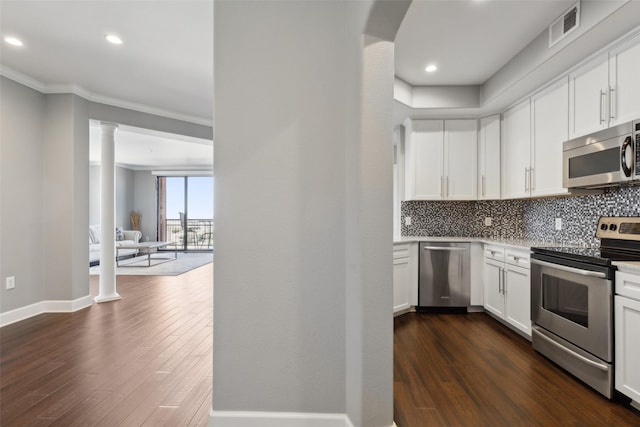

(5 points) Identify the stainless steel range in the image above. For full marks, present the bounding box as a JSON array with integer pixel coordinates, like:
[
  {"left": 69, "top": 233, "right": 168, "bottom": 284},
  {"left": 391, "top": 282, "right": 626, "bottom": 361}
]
[{"left": 531, "top": 216, "right": 640, "bottom": 399}]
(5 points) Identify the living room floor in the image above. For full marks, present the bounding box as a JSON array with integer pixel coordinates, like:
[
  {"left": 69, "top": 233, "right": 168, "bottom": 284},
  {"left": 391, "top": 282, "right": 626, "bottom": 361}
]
[{"left": 0, "top": 265, "right": 213, "bottom": 426}]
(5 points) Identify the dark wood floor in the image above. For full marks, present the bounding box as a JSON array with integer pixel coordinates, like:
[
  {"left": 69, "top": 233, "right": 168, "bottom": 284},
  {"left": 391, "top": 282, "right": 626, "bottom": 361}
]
[
  {"left": 0, "top": 264, "right": 213, "bottom": 426},
  {"left": 394, "top": 312, "right": 640, "bottom": 427},
  {"left": 4, "top": 271, "right": 640, "bottom": 426}
]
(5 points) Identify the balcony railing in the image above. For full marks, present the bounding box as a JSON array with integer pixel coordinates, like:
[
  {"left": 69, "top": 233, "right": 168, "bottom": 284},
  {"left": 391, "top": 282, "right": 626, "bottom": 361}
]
[{"left": 164, "top": 218, "right": 214, "bottom": 251}]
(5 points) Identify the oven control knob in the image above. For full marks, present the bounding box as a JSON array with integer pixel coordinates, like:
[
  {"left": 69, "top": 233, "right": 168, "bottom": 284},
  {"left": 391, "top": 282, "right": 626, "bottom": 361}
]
[
  {"left": 609, "top": 224, "right": 618, "bottom": 231},
  {"left": 600, "top": 223, "right": 608, "bottom": 230}
]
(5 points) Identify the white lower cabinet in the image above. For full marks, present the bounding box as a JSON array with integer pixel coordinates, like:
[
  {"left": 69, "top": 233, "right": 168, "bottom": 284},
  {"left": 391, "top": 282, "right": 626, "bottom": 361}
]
[
  {"left": 615, "top": 270, "right": 640, "bottom": 407},
  {"left": 484, "top": 249, "right": 505, "bottom": 317},
  {"left": 393, "top": 243, "right": 418, "bottom": 314},
  {"left": 483, "top": 245, "right": 531, "bottom": 337},
  {"left": 503, "top": 263, "right": 531, "bottom": 336}
]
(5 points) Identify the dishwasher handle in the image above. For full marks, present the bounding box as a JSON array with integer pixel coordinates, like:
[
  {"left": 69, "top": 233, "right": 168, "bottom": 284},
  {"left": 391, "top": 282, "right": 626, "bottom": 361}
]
[{"left": 423, "top": 246, "right": 468, "bottom": 251}]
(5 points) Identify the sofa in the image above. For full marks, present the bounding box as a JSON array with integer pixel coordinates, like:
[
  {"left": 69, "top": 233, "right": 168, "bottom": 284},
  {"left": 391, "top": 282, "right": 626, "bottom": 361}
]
[{"left": 89, "top": 225, "right": 142, "bottom": 265}]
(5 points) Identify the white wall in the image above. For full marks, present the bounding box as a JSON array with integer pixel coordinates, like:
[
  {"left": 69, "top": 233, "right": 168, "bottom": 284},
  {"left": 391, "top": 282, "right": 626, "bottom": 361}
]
[{"left": 0, "top": 77, "right": 46, "bottom": 312}]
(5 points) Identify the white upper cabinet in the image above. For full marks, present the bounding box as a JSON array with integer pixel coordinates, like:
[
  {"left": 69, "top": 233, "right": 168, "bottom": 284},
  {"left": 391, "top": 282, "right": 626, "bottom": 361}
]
[
  {"left": 569, "top": 34, "right": 640, "bottom": 139},
  {"left": 444, "top": 120, "right": 477, "bottom": 200},
  {"left": 478, "top": 115, "right": 501, "bottom": 199},
  {"left": 531, "top": 77, "right": 569, "bottom": 197},
  {"left": 502, "top": 77, "right": 570, "bottom": 200},
  {"left": 405, "top": 119, "right": 444, "bottom": 200},
  {"left": 502, "top": 99, "right": 531, "bottom": 199},
  {"left": 404, "top": 119, "right": 477, "bottom": 201},
  {"left": 609, "top": 34, "right": 640, "bottom": 126},
  {"left": 568, "top": 53, "right": 609, "bottom": 138}
]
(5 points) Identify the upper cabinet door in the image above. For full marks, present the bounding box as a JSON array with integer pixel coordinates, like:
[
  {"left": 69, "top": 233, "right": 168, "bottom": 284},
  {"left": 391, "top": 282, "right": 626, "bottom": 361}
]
[
  {"left": 502, "top": 99, "right": 531, "bottom": 199},
  {"left": 478, "top": 115, "right": 501, "bottom": 200},
  {"left": 609, "top": 34, "right": 640, "bottom": 126},
  {"left": 444, "top": 120, "right": 477, "bottom": 200},
  {"left": 405, "top": 120, "right": 444, "bottom": 200},
  {"left": 531, "top": 77, "right": 569, "bottom": 198},
  {"left": 568, "top": 53, "right": 609, "bottom": 139}
]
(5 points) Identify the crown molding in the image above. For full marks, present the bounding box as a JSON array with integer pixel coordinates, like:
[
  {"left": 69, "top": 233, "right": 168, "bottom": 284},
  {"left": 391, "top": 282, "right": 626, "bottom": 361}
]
[
  {"left": 0, "top": 64, "right": 46, "bottom": 93},
  {"left": 0, "top": 65, "right": 213, "bottom": 127}
]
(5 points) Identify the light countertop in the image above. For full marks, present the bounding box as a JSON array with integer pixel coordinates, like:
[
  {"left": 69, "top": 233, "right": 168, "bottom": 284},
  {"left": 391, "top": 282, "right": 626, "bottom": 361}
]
[
  {"left": 394, "top": 236, "right": 575, "bottom": 250},
  {"left": 612, "top": 261, "right": 640, "bottom": 274}
]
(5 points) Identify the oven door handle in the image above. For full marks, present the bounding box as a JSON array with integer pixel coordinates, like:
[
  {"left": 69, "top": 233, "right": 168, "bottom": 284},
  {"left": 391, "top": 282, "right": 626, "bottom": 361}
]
[
  {"left": 531, "top": 259, "right": 607, "bottom": 279},
  {"left": 534, "top": 329, "right": 609, "bottom": 372}
]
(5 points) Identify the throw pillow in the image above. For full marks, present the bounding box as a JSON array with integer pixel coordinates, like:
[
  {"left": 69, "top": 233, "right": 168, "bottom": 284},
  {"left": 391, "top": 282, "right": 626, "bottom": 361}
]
[
  {"left": 89, "top": 225, "right": 101, "bottom": 244},
  {"left": 115, "top": 227, "right": 124, "bottom": 241}
]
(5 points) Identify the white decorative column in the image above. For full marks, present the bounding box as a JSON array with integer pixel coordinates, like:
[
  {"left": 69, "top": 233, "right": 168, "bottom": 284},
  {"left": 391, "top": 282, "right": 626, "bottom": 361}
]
[{"left": 95, "top": 122, "right": 121, "bottom": 303}]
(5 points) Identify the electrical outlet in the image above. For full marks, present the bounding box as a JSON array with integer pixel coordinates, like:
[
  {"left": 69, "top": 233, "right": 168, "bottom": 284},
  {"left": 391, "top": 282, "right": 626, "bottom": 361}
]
[
  {"left": 405, "top": 216, "right": 412, "bottom": 226},
  {"left": 555, "top": 218, "right": 562, "bottom": 231},
  {"left": 6, "top": 276, "right": 15, "bottom": 290},
  {"left": 484, "top": 217, "right": 492, "bottom": 227}
]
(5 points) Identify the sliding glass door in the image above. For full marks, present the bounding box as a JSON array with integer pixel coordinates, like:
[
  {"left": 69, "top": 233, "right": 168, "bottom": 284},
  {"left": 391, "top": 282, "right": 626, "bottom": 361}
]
[{"left": 158, "top": 176, "right": 213, "bottom": 251}]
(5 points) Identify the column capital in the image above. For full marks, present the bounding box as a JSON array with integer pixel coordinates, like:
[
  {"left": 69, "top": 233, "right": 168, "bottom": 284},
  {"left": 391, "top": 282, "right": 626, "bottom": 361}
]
[{"left": 100, "top": 122, "right": 119, "bottom": 132}]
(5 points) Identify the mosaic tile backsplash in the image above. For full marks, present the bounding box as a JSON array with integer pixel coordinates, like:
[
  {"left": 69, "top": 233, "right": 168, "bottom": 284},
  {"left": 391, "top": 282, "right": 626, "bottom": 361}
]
[{"left": 401, "top": 186, "right": 640, "bottom": 246}]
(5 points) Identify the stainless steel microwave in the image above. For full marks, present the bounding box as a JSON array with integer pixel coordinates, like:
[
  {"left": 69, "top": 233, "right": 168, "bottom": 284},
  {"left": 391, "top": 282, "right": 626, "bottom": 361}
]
[{"left": 563, "top": 119, "right": 640, "bottom": 189}]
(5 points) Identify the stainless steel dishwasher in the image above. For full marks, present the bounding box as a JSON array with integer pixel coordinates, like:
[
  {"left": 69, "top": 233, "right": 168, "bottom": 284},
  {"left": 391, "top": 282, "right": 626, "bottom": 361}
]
[{"left": 418, "top": 242, "right": 470, "bottom": 308}]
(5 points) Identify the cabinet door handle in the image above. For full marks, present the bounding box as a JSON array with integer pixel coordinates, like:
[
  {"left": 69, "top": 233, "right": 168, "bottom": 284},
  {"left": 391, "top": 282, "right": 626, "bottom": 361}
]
[
  {"left": 441, "top": 176, "right": 444, "bottom": 198},
  {"left": 482, "top": 175, "right": 486, "bottom": 197},
  {"left": 502, "top": 269, "right": 507, "bottom": 295},
  {"left": 609, "top": 86, "right": 616, "bottom": 120},
  {"left": 498, "top": 268, "right": 502, "bottom": 294},
  {"left": 600, "top": 90, "right": 606, "bottom": 124},
  {"left": 524, "top": 168, "right": 529, "bottom": 192},
  {"left": 446, "top": 176, "right": 449, "bottom": 197},
  {"left": 530, "top": 168, "right": 535, "bottom": 191}
]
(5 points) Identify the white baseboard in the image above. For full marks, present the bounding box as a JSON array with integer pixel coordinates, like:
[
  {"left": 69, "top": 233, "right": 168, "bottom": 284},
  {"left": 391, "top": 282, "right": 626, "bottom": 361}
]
[
  {"left": 209, "top": 409, "right": 397, "bottom": 427},
  {"left": 0, "top": 295, "right": 93, "bottom": 327},
  {"left": 209, "top": 410, "right": 355, "bottom": 427}
]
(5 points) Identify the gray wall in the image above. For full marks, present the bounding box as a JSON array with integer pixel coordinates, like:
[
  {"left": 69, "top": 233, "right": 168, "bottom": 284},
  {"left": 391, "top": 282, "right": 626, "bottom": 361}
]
[
  {"left": 89, "top": 102, "right": 212, "bottom": 140},
  {"left": 115, "top": 166, "right": 134, "bottom": 230},
  {"left": 1, "top": 76, "right": 212, "bottom": 315},
  {"left": 133, "top": 171, "right": 157, "bottom": 241},
  {"left": 89, "top": 165, "right": 100, "bottom": 225},
  {"left": 0, "top": 77, "right": 46, "bottom": 312},
  {"left": 43, "top": 94, "right": 90, "bottom": 301},
  {"left": 214, "top": 0, "right": 347, "bottom": 413},
  {"left": 214, "top": 1, "right": 402, "bottom": 425},
  {"left": 0, "top": 81, "right": 90, "bottom": 312},
  {"left": 90, "top": 168, "right": 157, "bottom": 239}
]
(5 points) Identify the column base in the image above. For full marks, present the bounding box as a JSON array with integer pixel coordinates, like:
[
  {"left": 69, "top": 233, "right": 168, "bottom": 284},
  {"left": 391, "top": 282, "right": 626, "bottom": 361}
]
[{"left": 94, "top": 293, "right": 122, "bottom": 303}]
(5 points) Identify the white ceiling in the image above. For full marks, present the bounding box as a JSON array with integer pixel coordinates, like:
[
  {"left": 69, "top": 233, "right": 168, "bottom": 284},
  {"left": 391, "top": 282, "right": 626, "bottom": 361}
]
[
  {"left": 89, "top": 122, "right": 213, "bottom": 171},
  {"left": 0, "top": 0, "right": 213, "bottom": 124},
  {"left": 1, "top": 0, "right": 214, "bottom": 171},
  {"left": 0, "top": 0, "right": 627, "bottom": 165},
  {"left": 395, "top": 0, "right": 576, "bottom": 86}
]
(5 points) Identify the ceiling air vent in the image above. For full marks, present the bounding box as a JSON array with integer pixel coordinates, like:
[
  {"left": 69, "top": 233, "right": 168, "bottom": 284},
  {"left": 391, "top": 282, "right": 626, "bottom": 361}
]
[{"left": 549, "top": 1, "right": 580, "bottom": 48}]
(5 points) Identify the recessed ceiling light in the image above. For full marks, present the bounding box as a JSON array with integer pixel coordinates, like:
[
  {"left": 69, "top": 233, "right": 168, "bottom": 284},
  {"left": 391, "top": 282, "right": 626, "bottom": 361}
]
[
  {"left": 425, "top": 64, "right": 438, "bottom": 73},
  {"left": 4, "top": 36, "right": 23, "bottom": 47},
  {"left": 105, "top": 34, "right": 123, "bottom": 45}
]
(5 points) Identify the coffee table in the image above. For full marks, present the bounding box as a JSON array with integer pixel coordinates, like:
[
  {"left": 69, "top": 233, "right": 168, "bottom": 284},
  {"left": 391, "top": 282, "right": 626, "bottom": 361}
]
[{"left": 116, "top": 241, "right": 177, "bottom": 267}]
